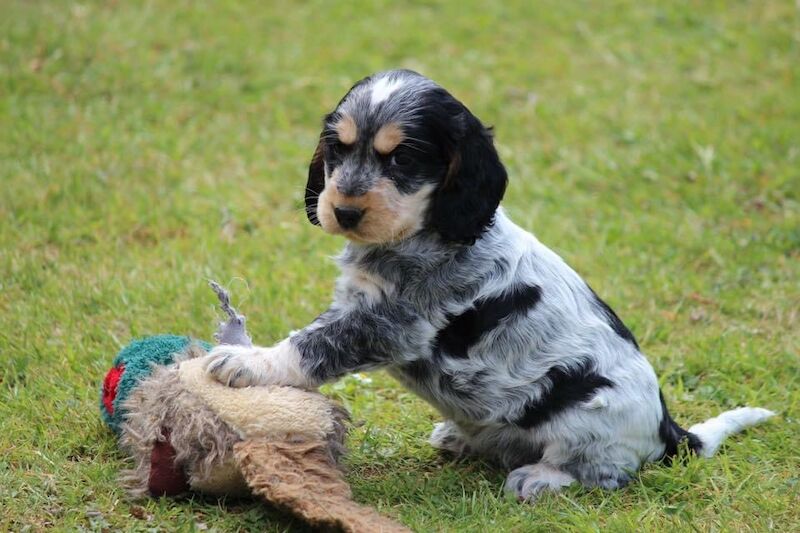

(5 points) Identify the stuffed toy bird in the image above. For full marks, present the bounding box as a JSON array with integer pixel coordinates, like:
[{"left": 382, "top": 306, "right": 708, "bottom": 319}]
[{"left": 100, "top": 282, "right": 408, "bottom": 533}]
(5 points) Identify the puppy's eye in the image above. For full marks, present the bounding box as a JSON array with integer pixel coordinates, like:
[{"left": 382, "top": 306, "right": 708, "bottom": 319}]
[
  {"left": 390, "top": 152, "right": 413, "bottom": 167},
  {"left": 329, "top": 140, "right": 350, "bottom": 157}
]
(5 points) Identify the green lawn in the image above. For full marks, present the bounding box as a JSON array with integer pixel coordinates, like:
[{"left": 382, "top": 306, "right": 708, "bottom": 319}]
[{"left": 2, "top": 0, "right": 798, "bottom": 530}]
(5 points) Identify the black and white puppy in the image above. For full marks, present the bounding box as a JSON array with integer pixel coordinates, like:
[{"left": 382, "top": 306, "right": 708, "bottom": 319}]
[{"left": 206, "top": 70, "right": 774, "bottom": 500}]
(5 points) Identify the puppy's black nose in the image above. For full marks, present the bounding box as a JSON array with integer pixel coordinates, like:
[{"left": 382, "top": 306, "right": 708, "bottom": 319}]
[{"left": 333, "top": 206, "right": 364, "bottom": 229}]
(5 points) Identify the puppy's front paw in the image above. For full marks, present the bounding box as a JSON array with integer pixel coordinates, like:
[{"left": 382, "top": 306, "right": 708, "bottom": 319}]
[
  {"left": 205, "top": 345, "right": 271, "bottom": 387},
  {"left": 504, "top": 464, "right": 575, "bottom": 502},
  {"left": 429, "top": 420, "right": 470, "bottom": 456}
]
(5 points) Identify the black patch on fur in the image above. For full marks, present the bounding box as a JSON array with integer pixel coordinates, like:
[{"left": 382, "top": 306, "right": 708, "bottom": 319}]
[
  {"left": 657, "top": 391, "right": 703, "bottom": 462},
  {"left": 424, "top": 87, "right": 508, "bottom": 244},
  {"left": 587, "top": 285, "right": 639, "bottom": 349},
  {"left": 403, "top": 359, "right": 434, "bottom": 384},
  {"left": 512, "top": 361, "right": 614, "bottom": 430},
  {"left": 434, "top": 284, "right": 542, "bottom": 358}
]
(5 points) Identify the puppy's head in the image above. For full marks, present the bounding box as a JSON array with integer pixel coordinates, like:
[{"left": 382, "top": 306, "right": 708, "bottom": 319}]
[{"left": 305, "top": 70, "right": 507, "bottom": 245}]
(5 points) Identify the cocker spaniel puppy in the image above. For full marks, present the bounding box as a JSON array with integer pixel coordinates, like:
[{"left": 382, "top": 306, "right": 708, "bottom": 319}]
[{"left": 206, "top": 70, "right": 773, "bottom": 500}]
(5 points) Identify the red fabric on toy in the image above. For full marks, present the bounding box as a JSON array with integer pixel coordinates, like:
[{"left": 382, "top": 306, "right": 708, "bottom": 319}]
[
  {"left": 148, "top": 428, "right": 189, "bottom": 496},
  {"left": 102, "top": 364, "right": 125, "bottom": 415}
]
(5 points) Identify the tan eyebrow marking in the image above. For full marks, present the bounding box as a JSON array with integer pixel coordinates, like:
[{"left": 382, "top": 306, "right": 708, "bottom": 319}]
[
  {"left": 373, "top": 122, "right": 405, "bottom": 155},
  {"left": 334, "top": 114, "right": 358, "bottom": 145}
]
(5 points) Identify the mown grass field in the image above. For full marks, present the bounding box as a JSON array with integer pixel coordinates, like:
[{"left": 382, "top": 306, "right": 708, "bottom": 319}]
[{"left": 1, "top": 1, "right": 798, "bottom": 530}]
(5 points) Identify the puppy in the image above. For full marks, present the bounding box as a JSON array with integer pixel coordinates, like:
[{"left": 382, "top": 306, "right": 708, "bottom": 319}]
[{"left": 206, "top": 70, "right": 773, "bottom": 500}]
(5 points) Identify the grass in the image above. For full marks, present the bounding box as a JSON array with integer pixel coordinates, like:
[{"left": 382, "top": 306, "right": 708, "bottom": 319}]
[{"left": 1, "top": 0, "right": 798, "bottom": 530}]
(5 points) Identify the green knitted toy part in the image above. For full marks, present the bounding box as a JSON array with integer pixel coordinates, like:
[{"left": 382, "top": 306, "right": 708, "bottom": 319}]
[{"left": 100, "top": 335, "right": 211, "bottom": 434}]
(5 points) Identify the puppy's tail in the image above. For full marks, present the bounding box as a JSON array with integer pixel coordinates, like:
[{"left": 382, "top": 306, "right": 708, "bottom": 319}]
[
  {"left": 688, "top": 406, "right": 775, "bottom": 457},
  {"left": 659, "top": 392, "right": 774, "bottom": 460}
]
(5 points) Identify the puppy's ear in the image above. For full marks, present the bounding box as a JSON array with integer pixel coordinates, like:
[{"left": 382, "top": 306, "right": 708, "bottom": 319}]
[
  {"left": 304, "top": 135, "right": 325, "bottom": 226},
  {"left": 429, "top": 112, "right": 508, "bottom": 244}
]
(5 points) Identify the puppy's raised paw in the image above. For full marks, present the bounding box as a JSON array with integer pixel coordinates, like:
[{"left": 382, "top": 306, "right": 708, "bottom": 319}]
[{"left": 205, "top": 345, "right": 271, "bottom": 388}]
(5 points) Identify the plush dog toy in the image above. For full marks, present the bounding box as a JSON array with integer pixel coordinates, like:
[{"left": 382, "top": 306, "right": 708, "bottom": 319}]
[{"left": 100, "top": 282, "right": 408, "bottom": 533}]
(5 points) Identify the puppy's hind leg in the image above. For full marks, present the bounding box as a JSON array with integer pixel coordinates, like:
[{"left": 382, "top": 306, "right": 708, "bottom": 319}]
[
  {"left": 429, "top": 420, "right": 471, "bottom": 457},
  {"left": 504, "top": 463, "right": 576, "bottom": 502}
]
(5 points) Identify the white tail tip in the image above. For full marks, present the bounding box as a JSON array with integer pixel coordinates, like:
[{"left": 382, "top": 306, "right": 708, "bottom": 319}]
[{"left": 688, "top": 407, "right": 775, "bottom": 458}]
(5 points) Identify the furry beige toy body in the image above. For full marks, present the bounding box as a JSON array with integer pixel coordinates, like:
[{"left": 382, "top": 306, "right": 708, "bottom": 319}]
[{"left": 109, "top": 284, "right": 409, "bottom": 532}]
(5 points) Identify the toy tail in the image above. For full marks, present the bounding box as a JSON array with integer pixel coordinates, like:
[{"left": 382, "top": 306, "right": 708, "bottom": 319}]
[{"left": 688, "top": 407, "right": 775, "bottom": 457}]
